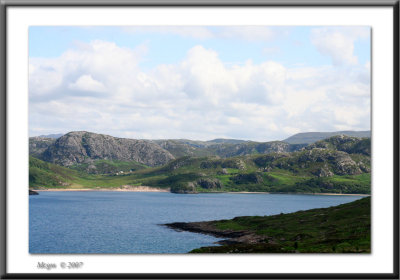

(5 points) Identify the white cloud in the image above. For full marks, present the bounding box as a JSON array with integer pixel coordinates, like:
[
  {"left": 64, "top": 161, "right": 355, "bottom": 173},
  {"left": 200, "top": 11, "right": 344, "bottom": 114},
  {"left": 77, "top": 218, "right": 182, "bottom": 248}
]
[
  {"left": 311, "top": 27, "right": 370, "bottom": 66},
  {"left": 69, "top": 75, "right": 107, "bottom": 92},
  {"left": 29, "top": 40, "right": 370, "bottom": 141}
]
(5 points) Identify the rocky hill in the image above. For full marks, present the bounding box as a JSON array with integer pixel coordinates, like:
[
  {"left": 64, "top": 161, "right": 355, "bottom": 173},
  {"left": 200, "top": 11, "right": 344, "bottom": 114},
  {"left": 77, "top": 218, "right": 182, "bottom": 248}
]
[
  {"left": 29, "top": 137, "right": 56, "bottom": 158},
  {"left": 304, "top": 135, "right": 371, "bottom": 156},
  {"left": 28, "top": 131, "right": 368, "bottom": 181},
  {"left": 29, "top": 135, "right": 371, "bottom": 194},
  {"left": 30, "top": 132, "right": 306, "bottom": 168},
  {"left": 153, "top": 139, "right": 306, "bottom": 159},
  {"left": 41, "top": 131, "right": 175, "bottom": 167},
  {"left": 283, "top": 130, "right": 371, "bottom": 144}
]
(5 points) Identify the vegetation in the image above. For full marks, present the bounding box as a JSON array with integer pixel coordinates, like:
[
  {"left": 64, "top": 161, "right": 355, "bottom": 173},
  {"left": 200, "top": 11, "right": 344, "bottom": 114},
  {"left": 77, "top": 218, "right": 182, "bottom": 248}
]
[
  {"left": 69, "top": 159, "right": 148, "bottom": 174},
  {"left": 184, "top": 197, "right": 371, "bottom": 253},
  {"left": 29, "top": 135, "right": 371, "bottom": 195},
  {"left": 29, "top": 150, "right": 371, "bottom": 194}
]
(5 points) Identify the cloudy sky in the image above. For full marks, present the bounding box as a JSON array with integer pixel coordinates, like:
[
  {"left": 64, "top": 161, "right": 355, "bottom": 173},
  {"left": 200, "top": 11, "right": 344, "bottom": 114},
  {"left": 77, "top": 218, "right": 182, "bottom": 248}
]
[{"left": 29, "top": 26, "right": 370, "bottom": 141}]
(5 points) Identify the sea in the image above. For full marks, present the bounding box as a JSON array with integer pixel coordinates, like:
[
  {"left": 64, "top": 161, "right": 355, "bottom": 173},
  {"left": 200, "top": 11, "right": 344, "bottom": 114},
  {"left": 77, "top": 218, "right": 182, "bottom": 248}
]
[{"left": 29, "top": 191, "right": 365, "bottom": 254}]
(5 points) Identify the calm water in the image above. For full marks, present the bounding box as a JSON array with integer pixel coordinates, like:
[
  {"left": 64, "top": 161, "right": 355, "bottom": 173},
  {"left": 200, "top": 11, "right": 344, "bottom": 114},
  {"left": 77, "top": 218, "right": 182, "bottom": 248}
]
[{"left": 30, "top": 192, "right": 364, "bottom": 254}]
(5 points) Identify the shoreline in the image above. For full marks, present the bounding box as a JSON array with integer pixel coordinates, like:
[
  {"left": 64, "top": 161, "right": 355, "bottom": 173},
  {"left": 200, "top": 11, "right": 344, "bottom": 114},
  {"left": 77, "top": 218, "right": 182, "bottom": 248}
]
[
  {"left": 33, "top": 186, "right": 170, "bottom": 192},
  {"left": 164, "top": 197, "right": 371, "bottom": 253},
  {"left": 31, "top": 188, "right": 369, "bottom": 196},
  {"left": 225, "top": 191, "right": 370, "bottom": 196}
]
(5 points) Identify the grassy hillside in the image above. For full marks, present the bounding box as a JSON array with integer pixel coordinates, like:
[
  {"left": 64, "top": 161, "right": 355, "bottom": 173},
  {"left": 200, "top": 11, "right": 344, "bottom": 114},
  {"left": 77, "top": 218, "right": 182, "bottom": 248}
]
[
  {"left": 165, "top": 197, "right": 371, "bottom": 253},
  {"left": 29, "top": 135, "right": 371, "bottom": 194},
  {"left": 29, "top": 156, "right": 152, "bottom": 189},
  {"left": 69, "top": 159, "right": 148, "bottom": 174},
  {"left": 29, "top": 156, "right": 81, "bottom": 188},
  {"left": 29, "top": 153, "right": 371, "bottom": 193},
  {"left": 139, "top": 150, "right": 371, "bottom": 194}
]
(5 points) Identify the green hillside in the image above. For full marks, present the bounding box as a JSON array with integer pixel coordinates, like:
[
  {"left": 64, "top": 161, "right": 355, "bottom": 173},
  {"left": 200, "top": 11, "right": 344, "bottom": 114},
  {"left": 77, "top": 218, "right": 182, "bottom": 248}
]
[
  {"left": 165, "top": 197, "right": 371, "bottom": 253},
  {"left": 29, "top": 135, "right": 371, "bottom": 194},
  {"left": 69, "top": 159, "right": 148, "bottom": 174}
]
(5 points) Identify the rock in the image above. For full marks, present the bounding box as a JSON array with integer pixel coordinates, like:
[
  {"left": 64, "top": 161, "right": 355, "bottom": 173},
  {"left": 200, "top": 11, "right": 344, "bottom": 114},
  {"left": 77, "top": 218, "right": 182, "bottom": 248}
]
[
  {"left": 232, "top": 173, "right": 263, "bottom": 184},
  {"left": 29, "top": 137, "right": 56, "bottom": 159},
  {"left": 29, "top": 190, "right": 39, "bottom": 195},
  {"left": 41, "top": 131, "right": 175, "bottom": 167},
  {"left": 305, "top": 135, "right": 371, "bottom": 156},
  {"left": 196, "top": 178, "right": 222, "bottom": 189},
  {"left": 314, "top": 165, "right": 334, "bottom": 177}
]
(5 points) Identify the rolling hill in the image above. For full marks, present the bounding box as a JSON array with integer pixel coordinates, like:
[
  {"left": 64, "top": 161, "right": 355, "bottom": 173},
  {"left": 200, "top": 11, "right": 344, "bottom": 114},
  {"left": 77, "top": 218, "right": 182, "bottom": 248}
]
[{"left": 29, "top": 135, "right": 371, "bottom": 194}]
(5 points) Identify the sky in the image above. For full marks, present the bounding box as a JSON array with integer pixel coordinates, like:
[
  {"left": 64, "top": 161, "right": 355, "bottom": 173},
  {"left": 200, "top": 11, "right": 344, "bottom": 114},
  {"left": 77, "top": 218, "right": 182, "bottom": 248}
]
[{"left": 29, "top": 26, "right": 371, "bottom": 141}]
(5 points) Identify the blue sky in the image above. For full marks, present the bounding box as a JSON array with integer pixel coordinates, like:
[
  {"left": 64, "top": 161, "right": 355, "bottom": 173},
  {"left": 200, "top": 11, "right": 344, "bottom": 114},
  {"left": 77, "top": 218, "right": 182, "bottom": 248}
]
[{"left": 29, "top": 26, "right": 371, "bottom": 141}]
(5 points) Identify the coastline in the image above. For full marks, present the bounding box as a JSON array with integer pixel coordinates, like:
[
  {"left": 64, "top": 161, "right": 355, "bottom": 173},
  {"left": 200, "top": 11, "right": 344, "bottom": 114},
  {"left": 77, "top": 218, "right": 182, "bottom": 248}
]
[
  {"left": 33, "top": 186, "right": 170, "bottom": 192},
  {"left": 164, "top": 197, "right": 371, "bottom": 253},
  {"left": 32, "top": 187, "right": 369, "bottom": 196},
  {"left": 226, "top": 191, "right": 370, "bottom": 196}
]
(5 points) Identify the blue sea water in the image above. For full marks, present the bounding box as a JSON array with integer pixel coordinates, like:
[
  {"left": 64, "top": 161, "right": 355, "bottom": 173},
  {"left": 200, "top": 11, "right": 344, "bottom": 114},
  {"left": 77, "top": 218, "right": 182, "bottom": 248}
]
[{"left": 29, "top": 192, "right": 364, "bottom": 254}]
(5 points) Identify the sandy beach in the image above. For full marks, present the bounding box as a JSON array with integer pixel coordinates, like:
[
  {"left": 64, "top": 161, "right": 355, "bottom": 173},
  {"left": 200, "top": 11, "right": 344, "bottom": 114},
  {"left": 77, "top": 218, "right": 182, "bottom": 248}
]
[
  {"left": 33, "top": 188, "right": 370, "bottom": 196},
  {"left": 33, "top": 186, "right": 170, "bottom": 192}
]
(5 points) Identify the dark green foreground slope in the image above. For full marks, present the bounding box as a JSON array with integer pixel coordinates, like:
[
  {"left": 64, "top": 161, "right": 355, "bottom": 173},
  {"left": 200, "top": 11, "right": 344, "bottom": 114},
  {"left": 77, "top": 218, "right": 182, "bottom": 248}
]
[{"left": 166, "top": 197, "right": 370, "bottom": 253}]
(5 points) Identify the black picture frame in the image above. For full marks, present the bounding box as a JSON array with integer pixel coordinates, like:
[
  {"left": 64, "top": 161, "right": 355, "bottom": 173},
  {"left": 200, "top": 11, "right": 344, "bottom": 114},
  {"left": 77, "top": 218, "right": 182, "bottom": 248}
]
[{"left": 0, "top": 0, "right": 398, "bottom": 279}]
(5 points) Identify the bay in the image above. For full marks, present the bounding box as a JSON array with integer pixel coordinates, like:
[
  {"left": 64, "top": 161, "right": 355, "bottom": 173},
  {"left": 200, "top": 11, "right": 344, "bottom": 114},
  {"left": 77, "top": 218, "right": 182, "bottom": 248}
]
[{"left": 29, "top": 191, "right": 364, "bottom": 254}]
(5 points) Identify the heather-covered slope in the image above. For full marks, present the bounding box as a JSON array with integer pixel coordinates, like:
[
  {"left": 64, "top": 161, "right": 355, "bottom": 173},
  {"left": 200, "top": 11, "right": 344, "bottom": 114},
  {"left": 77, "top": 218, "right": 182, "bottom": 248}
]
[{"left": 166, "top": 197, "right": 371, "bottom": 253}]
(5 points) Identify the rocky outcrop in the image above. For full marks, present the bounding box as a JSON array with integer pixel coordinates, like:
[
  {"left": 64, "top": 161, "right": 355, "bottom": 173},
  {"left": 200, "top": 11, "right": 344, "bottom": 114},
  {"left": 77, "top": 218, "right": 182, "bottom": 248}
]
[
  {"left": 41, "top": 131, "right": 175, "bottom": 167},
  {"left": 295, "top": 149, "right": 362, "bottom": 175},
  {"left": 196, "top": 178, "right": 222, "bottom": 189},
  {"left": 252, "top": 146, "right": 367, "bottom": 177},
  {"left": 29, "top": 190, "right": 39, "bottom": 195},
  {"left": 232, "top": 173, "right": 263, "bottom": 184},
  {"left": 170, "top": 182, "right": 198, "bottom": 194},
  {"left": 207, "top": 141, "right": 305, "bottom": 158},
  {"left": 29, "top": 137, "right": 56, "bottom": 159},
  {"left": 305, "top": 135, "right": 371, "bottom": 156},
  {"left": 313, "top": 165, "right": 334, "bottom": 177}
]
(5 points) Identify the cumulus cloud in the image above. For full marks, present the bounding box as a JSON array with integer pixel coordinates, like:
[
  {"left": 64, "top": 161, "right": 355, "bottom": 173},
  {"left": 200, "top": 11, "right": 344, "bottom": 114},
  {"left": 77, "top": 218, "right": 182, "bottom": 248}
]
[
  {"left": 69, "top": 75, "right": 107, "bottom": 92},
  {"left": 29, "top": 39, "right": 370, "bottom": 141},
  {"left": 311, "top": 27, "right": 370, "bottom": 65}
]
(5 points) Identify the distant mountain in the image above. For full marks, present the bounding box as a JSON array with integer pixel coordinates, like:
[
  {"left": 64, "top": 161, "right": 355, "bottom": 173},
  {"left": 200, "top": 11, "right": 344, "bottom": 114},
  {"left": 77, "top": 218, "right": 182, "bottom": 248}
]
[
  {"left": 37, "top": 133, "right": 64, "bottom": 139},
  {"left": 283, "top": 131, "right": 371, "bottom": 144},
  {"left": 206, "top": 138, "right": 248, "bottom": 145}
]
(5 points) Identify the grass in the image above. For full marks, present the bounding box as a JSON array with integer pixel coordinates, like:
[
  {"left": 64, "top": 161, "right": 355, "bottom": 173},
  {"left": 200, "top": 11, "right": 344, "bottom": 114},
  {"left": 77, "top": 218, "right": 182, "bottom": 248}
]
[
  {"left": 70, "top": 159, "right": 148, "bottom": 174},
  {"left": 29, "top": 154, "right": 371, "bottom": 194},
  {"left": 190, "top": 197, "right": 370, "bottom": 253}
]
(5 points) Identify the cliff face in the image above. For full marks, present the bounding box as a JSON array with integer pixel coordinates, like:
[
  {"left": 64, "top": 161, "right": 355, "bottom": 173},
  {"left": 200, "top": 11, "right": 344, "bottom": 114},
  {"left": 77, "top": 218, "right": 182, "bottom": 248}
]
[{"left": 41, "top": 131, "right": 175, "bottom": 167}]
